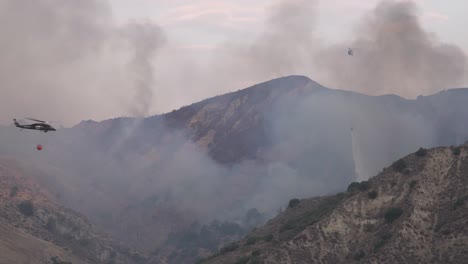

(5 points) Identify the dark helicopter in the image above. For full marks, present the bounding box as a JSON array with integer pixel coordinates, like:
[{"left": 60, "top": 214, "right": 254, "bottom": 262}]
[{"left": 13, "top": 118, "right": 57, "bottom": 132}]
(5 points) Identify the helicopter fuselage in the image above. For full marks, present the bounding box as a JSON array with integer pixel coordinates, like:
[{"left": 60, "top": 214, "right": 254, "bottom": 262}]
[{"left": 15, "top": 123, "right": 56, "bottom": 132}]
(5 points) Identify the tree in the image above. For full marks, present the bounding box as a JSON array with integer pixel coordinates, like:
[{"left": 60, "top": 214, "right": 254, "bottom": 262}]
[
  {"left": 288, "top": 198, "right": 300, "bottom": 208},
  {"left": 384, "top": 208, "right": 403, "bottom": 223},
  {"left": 392, "top": 159, "right": 407, "bottom": 172},
  {"left": 415, "top": 148, "right": 427, "bottom": 157},
  {"left": 18, "top": 201, "right": 34, "bottom": 217},
  {"left": 368, "top": 191, "right": 378, "bottom": 199},
  {"left": 10, "top": 186, "right": 19, "bottom": 197}
]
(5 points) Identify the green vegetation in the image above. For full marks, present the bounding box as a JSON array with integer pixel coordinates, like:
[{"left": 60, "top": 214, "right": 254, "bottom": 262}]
[
  {"left": 280, "top": 195, "right": 345, "bottom": 238},
  {"left": 367, "top": 191, "right": 378, "bottom": 199},
  {"left": 250, "top": 256, "right": 262, "bottom": 264},
  {"left": 245, "top": 236, "right": 257, "bottom": 245},
  {"left": 384, "top": 208, "right": 403, "bottom": 223},
  {"left": 46, "top": 217, "right": 57, "bottom": 232},
  {"left": 234, "top": 256, "right": 250, "bottom": 264},
  {"left": 244, "top": 208, "right": 265, "bottom": 228},
  {"left": 363, "top": 223, "right": 374, "bottom": 232},
  {"left": 415, "top": 147, "right": 427, "bottom": 157},
  {"left": 263, "top": 234, "right": 274, "bottom": 242},
  {"left": 18, "top": 200, "right": 34, "bottom": 217},
  {"left": 79, "top": 238, "right": 90, "bottom": 247},
  {"left": 392, "top": 159, "right": 407, "bottom": 172},
  {"left": 220, "top": 242, "right": 239, "bottom": 254},
  {"left": 374, "top": 233, "right": 392, "bottom": 251},
  {"left": 347, "top": 181, "right": 370, "bottom": 192},
  {"left": 452, "top": 147, "right": 461, "bottom": 156},
  {"left": 50, "top": 256, "right": 72, "bottom": 264},
  {"left": 10, "top": 186, "right": 19, "bottom": 197},
  {"left": 165, "top": 219, "right": 244, "bottom": 259},
  {"left": 131, "top": 253, "right": 146, "bottom": 263},
  {"left": 453, "top": 195, "right": 468, "bottom": 210},
  {"left": 353, "top": 250, "right": 365, "bottom": 261},
  {"left": 288, "top": 198, "right": 300, "bottom": 208},
  {"left": 280, "top": 222, "right": 295, "bottom": 232},
  {"left": 251, "top": 250, "right": 261, "bottom": 256}
]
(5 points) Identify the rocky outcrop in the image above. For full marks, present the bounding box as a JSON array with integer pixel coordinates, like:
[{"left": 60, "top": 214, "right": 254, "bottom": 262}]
[{"left": 200, "top": 144, "right": 468, "bottom": 264}]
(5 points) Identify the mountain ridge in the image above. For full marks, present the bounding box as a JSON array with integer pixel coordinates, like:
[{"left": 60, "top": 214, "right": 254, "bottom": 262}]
[
  {"left": 1, "top": 75, "right": 468, "bottom": 263},
  {"left": 0, "top": 157, "right": 155, "bottom": 264},
  {"left": 199, "top": 143, "right": 468, "bottom": 264}
]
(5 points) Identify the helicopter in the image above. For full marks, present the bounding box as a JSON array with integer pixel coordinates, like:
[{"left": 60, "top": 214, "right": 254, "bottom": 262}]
[
  {"left": 348, "top": 48, "right": 354, "bottom": 56},
  {"left": 13, "top": 118, "right": 57, "bottom": 133}
]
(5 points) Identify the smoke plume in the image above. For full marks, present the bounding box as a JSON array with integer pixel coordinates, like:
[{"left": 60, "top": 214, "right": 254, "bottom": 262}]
[
  {"left": 316, "top": 0, "right": 467, "bottom": 97},
  {"left": 203, "top": 0, "right": 467, "bottom": 99},
  {"left": 123, "top": 22, "right": 165, "bottom": 117},
  {"left": 0, "top": 0, "right": 164, "bottom": 126}
]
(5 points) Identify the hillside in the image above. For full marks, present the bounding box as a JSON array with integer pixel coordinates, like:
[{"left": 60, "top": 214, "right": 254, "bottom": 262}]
[
  {"left": 0, "top": 157, "right": 154, "bottom": 264},
  {"left": 1, "top": 75, "right": 468, "bottom": 263},
  {"left": 199, "top": 143, "right": 468, "bottom": 264}
]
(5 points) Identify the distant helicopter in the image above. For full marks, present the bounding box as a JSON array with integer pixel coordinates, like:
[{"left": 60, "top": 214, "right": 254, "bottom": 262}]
[
  {"left": 13, "top": 118, "right": 57, "bottom": 133},
  {"left": 348, "top": 48, "right": 354, "bottom": 56}
]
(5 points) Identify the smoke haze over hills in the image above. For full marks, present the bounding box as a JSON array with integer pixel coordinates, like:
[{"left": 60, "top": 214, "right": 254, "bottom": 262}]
[
  {"left": 1, "top": 1, "right": 468, "bottom": 262},
  {"left": 0, "top": 0, "right": 467, "bottom": 125}
]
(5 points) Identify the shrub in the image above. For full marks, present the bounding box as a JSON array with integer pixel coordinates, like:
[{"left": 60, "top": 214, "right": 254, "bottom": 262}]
[
  {"left": 131, "top": 253, "right": 145, "bottom": 263},
  {"left": 364, "top": 223, "right": 374, "bottom": 232},
  {"left": 392, "top": 159, "right": 407, "bottom": 172},
  {"left": 251, "top": 250, "right": 261, "bottom": 257},
  {"left": 280, "top": 194, "right": 345, "bottom": 240},
  {"left": 280, "top": 222, "right": 296, "bottom": 232},
  {"left": 368, "top": 191, "right": 378, "bottom": 199},
  {"left": 245, "top": 236, "right": 257, "bottom": 245},
  {"left": 374, "top": 233, "right": 392, "bottom": 251},
  {"left": 46, "top": 217, "right": 57, "bottom": 232},
  {"left": 347, "top": 182, "right": 360, "bottom": 192},
  {"left": 409, "top": 180, "right": 418, "bottom": 189},
  {"left": 79, "top": 238, "right": 90, "bottom": 247},
  {"left": 10, "top": 186, "right": 19, "bottom": 197},
  {"left": 234, "top": 256, "right": 250, "bottom": 264},
  {"left": 250, "top": 257, "right": 262, "bottom": 264},
  {"left": 415, "top": 148, "right": 427, "bottom": 157},
  {"left": 288, "top": 198, "right": 300, "bottom": 208},
  {"left": 453, "top": 195, "right": 468, "bottom": 210},
  {"left": 359, "top": 181, "right": 371, "bottom": 191},
  {"left": 453, "top": 147, "right": 461, "bottom": 156},
  {"left": 353, "top": 250, "right": 365, "bottom": 261},
  {"left": 263, "top": 234, "right": 274, "bottom": 242},
  {"left": 50, "top": 256, "right": 72, "bottom": 264},
  {"left": 381, "top": 233, "right": 392, "bottom": 240},
  {"left": 18, "top": 200, "right": 34, "bottom": 217},
  {"left": 384, "top": 208, "right": 403, "bottom": 223},
  {"left": 374, "top": 239, "right": 386, "bottom": 251},
  {"left": 347, "top": 181, "right": 370, "bottom": 192},
  {"left": 220, "top": 242, "right": 239, "bottom": 254}
]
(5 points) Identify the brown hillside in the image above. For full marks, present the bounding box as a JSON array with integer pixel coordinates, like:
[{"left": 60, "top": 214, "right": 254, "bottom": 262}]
[
  {"left": 0, "top": 157, "right": 156, "bottom": 264},
  {"left": 200, "top": 144, "right": 468, "bottom": 264}
]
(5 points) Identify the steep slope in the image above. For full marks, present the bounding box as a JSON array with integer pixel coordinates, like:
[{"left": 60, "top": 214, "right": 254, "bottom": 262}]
[
  {"left": 199, "top": 143, "right": 468, "bottom": 264},
  {"left": 0, "top": 157, "right": 154, "bottom": 264},
  {"left": 0, "top": 222, "right": 85, "bottom": 264},
  {"left": 1, "top": 75, "right": 468, "bottom": 263},
  {"left": 162, "top": 75, "right": 318, "bottom": 164}
]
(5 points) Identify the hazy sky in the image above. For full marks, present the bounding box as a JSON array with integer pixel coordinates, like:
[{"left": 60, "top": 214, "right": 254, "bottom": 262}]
[
  {"left": 1, "top": 0, "right": 467, "bottom": 126},
  {"left": 110, "top": 0, "right": 468, "bottom": 54}
]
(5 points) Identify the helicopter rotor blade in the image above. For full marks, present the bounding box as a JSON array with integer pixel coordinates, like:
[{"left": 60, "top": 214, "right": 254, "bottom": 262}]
[{"left": 26, "top": 118, "right": 47, "bottom": 123}]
